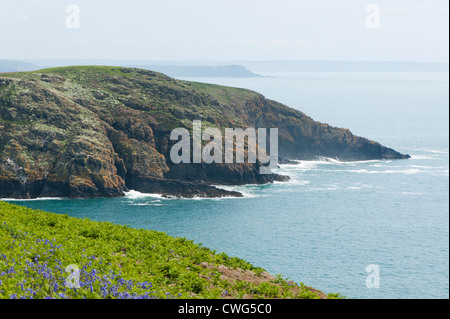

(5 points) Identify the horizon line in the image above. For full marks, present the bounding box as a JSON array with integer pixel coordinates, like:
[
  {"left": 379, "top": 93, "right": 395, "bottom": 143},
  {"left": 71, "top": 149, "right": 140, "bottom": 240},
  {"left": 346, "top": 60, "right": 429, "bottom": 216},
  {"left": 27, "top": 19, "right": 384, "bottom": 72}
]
[{"left": 1, "top": 58, "right": 449, "bottom": 65}]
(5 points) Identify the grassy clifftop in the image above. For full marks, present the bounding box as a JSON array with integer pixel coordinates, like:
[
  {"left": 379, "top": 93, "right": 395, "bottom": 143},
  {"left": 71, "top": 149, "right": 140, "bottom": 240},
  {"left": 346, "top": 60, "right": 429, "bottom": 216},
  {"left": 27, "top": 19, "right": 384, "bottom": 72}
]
[{"left": 0, "top": 201, "right": 341, "bottom": 299}]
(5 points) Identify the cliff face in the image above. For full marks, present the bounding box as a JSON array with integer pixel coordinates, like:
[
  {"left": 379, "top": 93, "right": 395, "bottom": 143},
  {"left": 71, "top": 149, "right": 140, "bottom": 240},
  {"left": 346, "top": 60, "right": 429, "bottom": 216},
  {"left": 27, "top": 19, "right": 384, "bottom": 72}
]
[
  {"left": 0, "top": 66, "right": 409, "bottom": 199},
  {"left": 242, "top": 96, "right": 408, "bottom": 161}
]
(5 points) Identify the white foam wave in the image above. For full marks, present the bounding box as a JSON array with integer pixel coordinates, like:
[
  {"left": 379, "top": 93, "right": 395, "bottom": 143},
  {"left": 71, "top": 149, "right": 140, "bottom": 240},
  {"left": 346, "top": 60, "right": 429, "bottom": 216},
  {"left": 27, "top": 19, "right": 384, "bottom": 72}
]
[
  {"left": 124, "top": 190, "right": 164, "bottom": 199},
  {"left": 408, "top": 165, "right": 438, "bottom": 169},
  {"left": 279, "top": 158, "right": 387, "bottom": 172},
  {"left": 317, "top": 156, "right": 341, "bottom": 163},
  {"left": 129, "top": 203, "right": 166, "bottom": 206},
  {"left": 274, "top": 179, "right": 310, "bottom": 186},
  {"left": 187, "top": 191, "right": 262, "bottom": 200},
  {"left": 336, "top": 168, "right": 424, "bottom": 175},
  {"left": 402, "top": 192, "right": 425, "bottom": 195},
  {"left": 309, "top": 187, "right": 339, "bottom": 191},
  {"left": 318, "top": 157, "right": 384, "bottom": 165},
  {"left": 410, "top": 155, "right": 437, "bottom": 160}
]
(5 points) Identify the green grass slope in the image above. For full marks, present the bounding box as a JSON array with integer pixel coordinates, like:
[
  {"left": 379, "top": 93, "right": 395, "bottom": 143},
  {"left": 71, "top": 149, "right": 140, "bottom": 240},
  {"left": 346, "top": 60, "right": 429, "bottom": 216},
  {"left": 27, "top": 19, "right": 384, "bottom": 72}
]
[{"left": 0, "top": 202, "right": 342, "bottom": 299}]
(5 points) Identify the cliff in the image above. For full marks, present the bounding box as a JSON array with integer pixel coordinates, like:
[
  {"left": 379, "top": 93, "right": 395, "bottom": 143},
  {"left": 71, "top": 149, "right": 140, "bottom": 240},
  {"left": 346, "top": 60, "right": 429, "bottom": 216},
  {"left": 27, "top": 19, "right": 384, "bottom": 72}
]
[{"left": 0, "top": 66, "right": 409, "bottom": 199}]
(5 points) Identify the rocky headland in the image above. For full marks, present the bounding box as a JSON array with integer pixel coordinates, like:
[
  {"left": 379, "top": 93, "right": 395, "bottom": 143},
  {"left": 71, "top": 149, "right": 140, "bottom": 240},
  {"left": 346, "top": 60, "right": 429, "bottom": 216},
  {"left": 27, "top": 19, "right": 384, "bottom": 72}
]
[{"left": 0, "top": 66, "right": 410, "bottom": 199}]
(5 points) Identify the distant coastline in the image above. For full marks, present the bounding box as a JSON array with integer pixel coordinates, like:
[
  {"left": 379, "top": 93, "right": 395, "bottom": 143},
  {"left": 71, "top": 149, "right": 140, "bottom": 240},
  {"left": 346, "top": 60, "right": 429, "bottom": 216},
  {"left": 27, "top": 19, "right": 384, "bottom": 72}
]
[
  {"left": 129, "top": 65, "right": 263, "bottom": 78},
  {"left": 240, "top": 60, "right": 450, "bottom": 73},
  {"left": 1, "top": 59, "right": 448, "bottom": 76}
]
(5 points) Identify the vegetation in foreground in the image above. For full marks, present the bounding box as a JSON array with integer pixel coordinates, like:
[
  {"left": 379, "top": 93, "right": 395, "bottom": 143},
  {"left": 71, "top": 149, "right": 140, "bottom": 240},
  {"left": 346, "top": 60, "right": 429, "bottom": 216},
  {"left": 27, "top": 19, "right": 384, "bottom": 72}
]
[{"left": 0, "top": 201, "right": 343, "bottom": 299}]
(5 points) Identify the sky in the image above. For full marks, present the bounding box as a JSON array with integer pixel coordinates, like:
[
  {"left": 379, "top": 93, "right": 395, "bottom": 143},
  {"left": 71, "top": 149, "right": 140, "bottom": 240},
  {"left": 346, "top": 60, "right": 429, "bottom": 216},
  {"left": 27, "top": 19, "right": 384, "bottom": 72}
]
[{"left": 0, "top": 0, "right": 448, "bottom": 63}]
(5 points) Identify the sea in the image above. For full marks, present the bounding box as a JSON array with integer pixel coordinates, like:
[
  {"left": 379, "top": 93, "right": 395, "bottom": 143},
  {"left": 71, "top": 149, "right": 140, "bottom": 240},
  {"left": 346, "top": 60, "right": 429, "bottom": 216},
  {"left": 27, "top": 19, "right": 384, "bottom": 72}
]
[{"left": 3, "top": 71, "right": 449, "bottom": 299}]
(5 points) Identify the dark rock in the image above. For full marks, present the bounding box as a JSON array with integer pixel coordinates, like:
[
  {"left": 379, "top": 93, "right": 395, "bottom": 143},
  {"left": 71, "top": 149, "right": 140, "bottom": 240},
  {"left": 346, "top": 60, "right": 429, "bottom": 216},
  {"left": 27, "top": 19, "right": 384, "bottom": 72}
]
[
  {"left": 127, "top": 176, "right": 243, "bottom": 199},
  {"left": 278, "top": 157, "right": 300, "bottom": 165}
]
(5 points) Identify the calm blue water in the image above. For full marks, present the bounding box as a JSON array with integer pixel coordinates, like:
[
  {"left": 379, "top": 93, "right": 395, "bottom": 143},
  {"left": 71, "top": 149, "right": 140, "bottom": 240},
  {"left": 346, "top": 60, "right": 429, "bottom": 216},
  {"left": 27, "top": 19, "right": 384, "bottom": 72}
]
[{"left": 3, "top": 72, "right": 449, "bottom": 299}]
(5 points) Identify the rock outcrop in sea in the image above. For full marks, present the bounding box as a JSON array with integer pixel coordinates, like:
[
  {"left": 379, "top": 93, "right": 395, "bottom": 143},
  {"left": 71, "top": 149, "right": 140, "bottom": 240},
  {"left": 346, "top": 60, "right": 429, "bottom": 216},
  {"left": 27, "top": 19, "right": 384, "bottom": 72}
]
[{"left": 0, "top": 66, "right": 410, "bottom": 199}]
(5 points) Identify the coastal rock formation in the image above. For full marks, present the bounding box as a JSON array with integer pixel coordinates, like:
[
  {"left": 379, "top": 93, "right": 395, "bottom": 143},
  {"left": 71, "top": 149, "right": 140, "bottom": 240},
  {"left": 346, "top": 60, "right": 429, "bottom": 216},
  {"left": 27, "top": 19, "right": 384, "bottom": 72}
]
[{"left": 0, "top": 66, "right": 409, "bottom": 199}]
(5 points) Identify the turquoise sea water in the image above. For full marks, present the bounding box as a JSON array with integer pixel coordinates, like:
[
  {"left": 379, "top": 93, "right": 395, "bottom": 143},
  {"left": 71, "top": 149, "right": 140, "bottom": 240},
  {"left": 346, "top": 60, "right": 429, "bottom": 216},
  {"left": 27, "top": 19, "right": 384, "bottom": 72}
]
[{"left": 3, "top": 72, "right": 449, "bottom": 299}]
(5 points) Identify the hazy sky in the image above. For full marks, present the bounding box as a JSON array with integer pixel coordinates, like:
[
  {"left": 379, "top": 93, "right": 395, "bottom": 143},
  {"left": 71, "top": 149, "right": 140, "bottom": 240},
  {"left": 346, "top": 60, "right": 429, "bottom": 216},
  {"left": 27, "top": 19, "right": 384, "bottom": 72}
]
[{"left": 0, "top": 0, "right": 448, "bottom": 62}]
